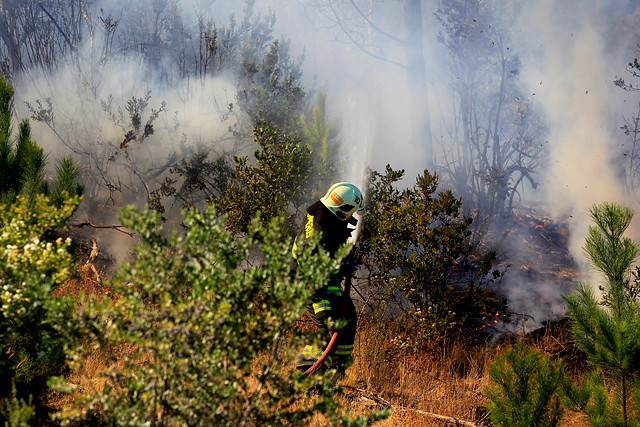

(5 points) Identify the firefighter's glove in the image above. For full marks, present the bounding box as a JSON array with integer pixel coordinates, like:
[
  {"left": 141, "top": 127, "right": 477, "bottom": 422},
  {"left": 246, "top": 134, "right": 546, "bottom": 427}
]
[
  {"left": 326, "top": 317, "right": 348, "bottom": 334},
  {"left": 327, "top": 319, "right": 337, "bottom": 334}
]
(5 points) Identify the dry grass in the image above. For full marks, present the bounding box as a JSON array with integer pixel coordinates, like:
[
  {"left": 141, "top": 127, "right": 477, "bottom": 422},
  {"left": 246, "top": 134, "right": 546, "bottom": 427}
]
[
  {"left": 334, "top": 318, "right": 592, "bottom": 426},
  {"left": 337, "top": 318, "right": 490, "bottom": 426},
  {"left": 47, "top": 255, "right": 138, "bottom": 414}
]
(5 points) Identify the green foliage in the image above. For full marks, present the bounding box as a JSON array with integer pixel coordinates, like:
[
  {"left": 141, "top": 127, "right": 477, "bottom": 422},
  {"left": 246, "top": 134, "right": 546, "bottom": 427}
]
[
  {"left": 0, "top": 74, "right": 13, "bottom": 135},
  {"left": 0, "top": 76, "right": 83, "bottom": 209},
  {"left": 216, "top": 123, "right": 315, "bottom": 236},
  {"left": 58, "top": 204, "right": 387, "bottom": 426},
  {"left": 0, "top": 383, "right": 35, "bottom": 427},
  {"left": 15, "top": 120, "right": 46, "bottom": 206},
  {"left": 0, "top": 75, "right": 46, "bottom": 206},
  {"left": 584, "top": 203, "right": 639, "bottom": 307},
  {"left": 0, "top": 77, "right": 84, "bottom": 423},
  {"left": 50, "top": 156, "right": 85, "bottom": 207},
  {"left": 300, "top": 91, "right": 340, "bottom": 163},
  {"left": 560, "top": 370, "right": 640, "bottom": 427},
  {"left": 217, "top": 92, "right": 345, "bottom": 236},
  {"left": 0, "top": 193, "right": 80, "bottom": 403},
  {"left": 485, "top": 339, "right": 563, "bottom": 427},
  {"left": 355, "top": 165, "right": 504, "bottom": 346},
  {"left": 563, "top": 202, "right": 640, "bottom": 426},
  {"left": 237, "top": 38, "right": 306, "bottom": 133},
  {"left": 299, "top": 90, "right": 341, "bottom": 199}
]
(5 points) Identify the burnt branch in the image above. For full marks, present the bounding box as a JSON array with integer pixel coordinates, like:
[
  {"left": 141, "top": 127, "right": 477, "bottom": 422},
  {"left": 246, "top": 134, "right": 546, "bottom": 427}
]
[{"left": 72, "top": 220, "right": 134, "bottom": 237}]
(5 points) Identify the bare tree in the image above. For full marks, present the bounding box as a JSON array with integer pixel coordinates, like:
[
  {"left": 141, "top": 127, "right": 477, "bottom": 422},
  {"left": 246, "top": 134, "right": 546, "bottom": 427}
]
[
  {"left": 434, "top": 0, "right": 546, "bottom": 223},
  {"left": 0, "top": 0, "right": 84, "bottom": 79},
  {"left": 615, "top": 55, "right": 640, "bottom": 194},
  {"left": 302, "top": 0, "right": 434, "bottom": 168}
]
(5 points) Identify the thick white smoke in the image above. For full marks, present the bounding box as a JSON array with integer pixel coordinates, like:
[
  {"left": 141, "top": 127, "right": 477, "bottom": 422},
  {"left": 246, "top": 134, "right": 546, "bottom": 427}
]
[
  {"left": 501, "top": 0, "right": 640, "bottom": 323},
  {"left": 519, "top": 0, "right": 636, "bottom": 269}
]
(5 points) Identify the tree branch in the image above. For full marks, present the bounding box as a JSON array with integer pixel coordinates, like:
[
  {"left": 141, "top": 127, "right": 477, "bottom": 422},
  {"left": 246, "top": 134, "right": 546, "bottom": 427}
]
[
  {"left": 38, "top": 3, "right": 75, "bottom": 51},
  {"left": 396, "top": 407, "right": 488, "bottom": 427},
  {"left": 327, "top": 1, "right": 407, "bottom": 70},
  {"left": 72, "top": 220, "right": 134, "bottom": 237},
  {"left": 346, "top": 0, "right": 406, "bottom": 44}
]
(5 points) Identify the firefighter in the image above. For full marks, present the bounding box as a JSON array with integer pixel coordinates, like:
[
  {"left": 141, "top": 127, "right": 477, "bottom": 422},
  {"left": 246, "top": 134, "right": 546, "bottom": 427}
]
[{"left": 291, "top": 182, "right": 363, "bottom": 376}]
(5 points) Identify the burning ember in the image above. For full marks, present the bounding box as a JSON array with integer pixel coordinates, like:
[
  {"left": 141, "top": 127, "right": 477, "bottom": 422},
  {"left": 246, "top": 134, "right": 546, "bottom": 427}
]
[
  {"left": 478, "top": 311, "right": 503, "bottom": 330},
  {"left": 481, "top": 205, "right": 581, "bottom": 333}
]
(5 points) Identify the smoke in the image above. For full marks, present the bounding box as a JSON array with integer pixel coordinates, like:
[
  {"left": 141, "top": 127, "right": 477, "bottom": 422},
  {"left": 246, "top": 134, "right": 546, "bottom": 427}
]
[
  {"left": 12, "top": 1, "right": 242, "bottom": 263},
  {"left": 18, "top": 59, "right": 237, "bottom": 263},
  {"left": 517, "top": 0, "right": 636, "bottom": 273},
  {"left": 497, "top": 0, "right": 640, "bottom": 325},
  {"left": 266, "top": 1, "right": 424, "bottom": 187},
  {"left": 9, "top": 0, "right": 640, "bottom": 325}
]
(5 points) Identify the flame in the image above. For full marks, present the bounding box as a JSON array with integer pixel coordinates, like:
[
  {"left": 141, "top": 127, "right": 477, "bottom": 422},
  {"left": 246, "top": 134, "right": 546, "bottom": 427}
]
[{"left": 477, "top": 310, "right": 506, "bottom": 330}]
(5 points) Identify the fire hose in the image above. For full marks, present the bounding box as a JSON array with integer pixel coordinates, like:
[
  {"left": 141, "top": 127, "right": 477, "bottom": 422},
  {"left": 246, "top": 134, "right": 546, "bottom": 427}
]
[
  {"left": 305, "top": 275, "right": 352, "bottom": 376},
  {"left": 305, "top": 330, "right": 340, "bottom": 375}
]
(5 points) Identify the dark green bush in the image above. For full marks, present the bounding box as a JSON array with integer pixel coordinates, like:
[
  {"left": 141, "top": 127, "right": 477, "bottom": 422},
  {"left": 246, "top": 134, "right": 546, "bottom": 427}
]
[{"left": 356, "top": 165, "right": 504, "bottom": 346}]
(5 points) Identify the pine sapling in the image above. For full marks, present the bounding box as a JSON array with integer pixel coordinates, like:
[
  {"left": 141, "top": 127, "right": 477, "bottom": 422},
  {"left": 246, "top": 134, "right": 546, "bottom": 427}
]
[
  {"left": 563, "top": 202, "right": 640, "bottom": 426},
  {"left": 485, "top": 339, "right": 563, "bottom": 427}
]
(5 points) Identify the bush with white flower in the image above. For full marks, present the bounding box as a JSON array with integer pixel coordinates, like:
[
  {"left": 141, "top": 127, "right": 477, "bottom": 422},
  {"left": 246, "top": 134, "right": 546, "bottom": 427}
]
[{"left": 0, "top": 193, "right": 80, "bottom": 397}]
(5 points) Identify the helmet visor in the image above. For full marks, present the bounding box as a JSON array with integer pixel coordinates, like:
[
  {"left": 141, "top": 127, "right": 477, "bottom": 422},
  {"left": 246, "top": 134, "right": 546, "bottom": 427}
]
[{"left": 338, "top": 204, "right": 355, "bottom": 213}]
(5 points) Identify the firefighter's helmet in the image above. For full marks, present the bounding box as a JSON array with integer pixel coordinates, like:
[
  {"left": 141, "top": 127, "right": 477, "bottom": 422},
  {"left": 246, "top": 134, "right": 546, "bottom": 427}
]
[{"left": 320, "top": 182, "right": 364, "bottom": 220}]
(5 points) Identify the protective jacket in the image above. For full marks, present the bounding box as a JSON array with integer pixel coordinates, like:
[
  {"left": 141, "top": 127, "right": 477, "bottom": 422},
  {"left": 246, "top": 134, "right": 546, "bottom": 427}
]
[
  {"left": 291, "top": 200, "right": 358, "bottom": 372},
  {"left": 291, "top": 201, "right": 355, "bottom": 318}
]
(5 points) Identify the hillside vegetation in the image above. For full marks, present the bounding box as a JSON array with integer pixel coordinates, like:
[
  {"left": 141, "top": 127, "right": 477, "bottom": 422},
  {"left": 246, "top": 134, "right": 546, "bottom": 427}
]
[{"left": 3, "top": 1, "right": 640, "bottom": 426}]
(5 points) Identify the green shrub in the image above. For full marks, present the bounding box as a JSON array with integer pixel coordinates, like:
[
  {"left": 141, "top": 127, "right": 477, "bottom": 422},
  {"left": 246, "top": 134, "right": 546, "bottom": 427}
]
[
  {"left": 0, "top": 76, "right": 83, "bottom": 208},
  {"left": 356, "top": 165, "right": 504, "bottom": 346},
  {"left": 0, "top": 193, "right": 80, "bottom": 405},
  {"left": 563, "top": 202, "right": 640, "bottom": 426},
  {"left": 485, "top": 339, "right": 563, "bottom": 427},
  {"left": 58, "top": 204, "right": 389, "bottom": 425},
  {"left": 217, "top": 123, "right": 314, "bottom": 236},
  {"left": 0, "top": 384, "right": 35, "bottom": 427},
  {"left": 0, "top": 77, "right": 84, "bottom": 423}
]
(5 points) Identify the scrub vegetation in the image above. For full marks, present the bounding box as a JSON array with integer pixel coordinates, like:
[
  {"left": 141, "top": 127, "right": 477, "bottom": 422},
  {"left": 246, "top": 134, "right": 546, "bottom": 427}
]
[{"left": 2, "top": 1, "right": 640, "bottom": 426}]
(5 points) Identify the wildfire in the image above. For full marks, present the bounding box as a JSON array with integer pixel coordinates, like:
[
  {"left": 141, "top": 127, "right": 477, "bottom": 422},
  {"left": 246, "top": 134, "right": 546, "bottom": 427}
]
[
  {"left": 478, "top": 311, "right": 503, "bottom": 330},
  {"left": 513, "top": 208, "right": 565, "bottom": 247}
]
